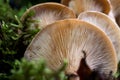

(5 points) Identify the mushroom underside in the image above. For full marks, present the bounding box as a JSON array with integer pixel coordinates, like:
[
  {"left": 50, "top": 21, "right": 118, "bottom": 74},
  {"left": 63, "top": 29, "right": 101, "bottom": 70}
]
[
  {"left": 21, "top": 2, "right": 76, "bottom": 30},
  {"left": 78, "top": 11, "right": 120, "bottom": 61},
  {"left": 24, "top": 19, "right": 117, "bottom": 78},
  {"left": 61, "top": 0, "right": 110, "bottom": 16}
]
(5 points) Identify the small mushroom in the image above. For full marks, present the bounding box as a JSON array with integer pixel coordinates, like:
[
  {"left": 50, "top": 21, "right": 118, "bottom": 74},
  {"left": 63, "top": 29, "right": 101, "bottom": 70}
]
[
  {"left": 109, "top": 0, "right": 120, "bottom": 27},
  {"left": 24, "top": 19, "right": 117, "bottom": 79},
  {"left": 78, "top": 11, "right": 120, "bottom": 62},
  {"left": 61, "top": 0, "right": 111, "bottom": 16},
  {"left": 21, "top": 2, "right": 76, "bottom": 30}
]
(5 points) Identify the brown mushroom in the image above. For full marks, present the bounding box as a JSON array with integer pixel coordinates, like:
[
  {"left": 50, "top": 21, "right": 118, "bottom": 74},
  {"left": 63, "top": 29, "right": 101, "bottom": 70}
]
[
  {"left": 78, "top": 11, "right": 120, "bottom": 62},
  {"left": 21, "top": 2, "right": 76, "bottom": 30},
  {"left": 61, "top": 0, "right": 111, "bottom": 16},
  {"left": 24, "top": 19, "right": 117, "bottom": 80}
]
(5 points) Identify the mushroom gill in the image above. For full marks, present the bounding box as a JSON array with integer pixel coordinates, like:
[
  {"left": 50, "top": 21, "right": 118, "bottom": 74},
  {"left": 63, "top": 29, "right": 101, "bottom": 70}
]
[
  {"left": 78, "top": 11, "right": 120, "bottom": 62},
  {"left": 61, "top": 0, "right": 111, "bottom": 16},
  {"left": 24, "top": 19, "right": 117, "bottom": 80},
  {"left": 21, "top": 2, "right": 76, "bottom": 30}
]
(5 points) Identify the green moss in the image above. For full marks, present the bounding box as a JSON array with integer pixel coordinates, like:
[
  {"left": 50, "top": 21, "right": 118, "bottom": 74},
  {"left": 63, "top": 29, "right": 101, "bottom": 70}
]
[
  {"left": 10, "top": 59, "right": 67, "bottom": 80},
  {"left": 0, "top": 0, "right": 39, "bottom": 76}
]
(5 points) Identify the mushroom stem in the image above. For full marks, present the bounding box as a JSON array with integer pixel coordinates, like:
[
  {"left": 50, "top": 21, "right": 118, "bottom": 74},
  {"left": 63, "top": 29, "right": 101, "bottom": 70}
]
[{"left": 77, "top": 50, "right": 92, "bottom": 80}]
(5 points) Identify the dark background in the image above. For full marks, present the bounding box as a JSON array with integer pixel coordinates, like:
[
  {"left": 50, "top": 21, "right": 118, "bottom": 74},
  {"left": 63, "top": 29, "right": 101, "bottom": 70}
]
[{"left": 9, "top": 0, "right": 61, "bottom": 9}]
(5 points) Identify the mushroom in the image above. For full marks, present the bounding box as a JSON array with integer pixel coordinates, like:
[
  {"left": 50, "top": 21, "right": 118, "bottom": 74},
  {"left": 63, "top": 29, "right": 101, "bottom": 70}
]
[
  {"left": 24, "top": 19, "right": 117, "bottom": 80},
  {"left": 21, "top": 2, "right": 76, "bottom": 30},
  {"left": 61, "top": 0, "right": 111, "bottom": 16},
  {"left": 78, "top": 11, "right": 120, "bottom": 62},
  {"left": 109, "top": 0, "right": 120, "bottom": 27}
]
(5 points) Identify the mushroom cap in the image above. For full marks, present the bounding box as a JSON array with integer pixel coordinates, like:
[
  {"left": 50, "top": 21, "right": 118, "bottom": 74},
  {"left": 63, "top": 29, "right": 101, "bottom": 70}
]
[
  {"left": 24, "top": 19, "right": 117, "bottom": 75},
  {"left": 21, "top": 2, "right": 76, "bottom": 30},
  {"left": 78, "top": 11, "right": 120, "bottom": 62},
  {"left": 61, "top": 0, "right": 111, "bottom": 16}
]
